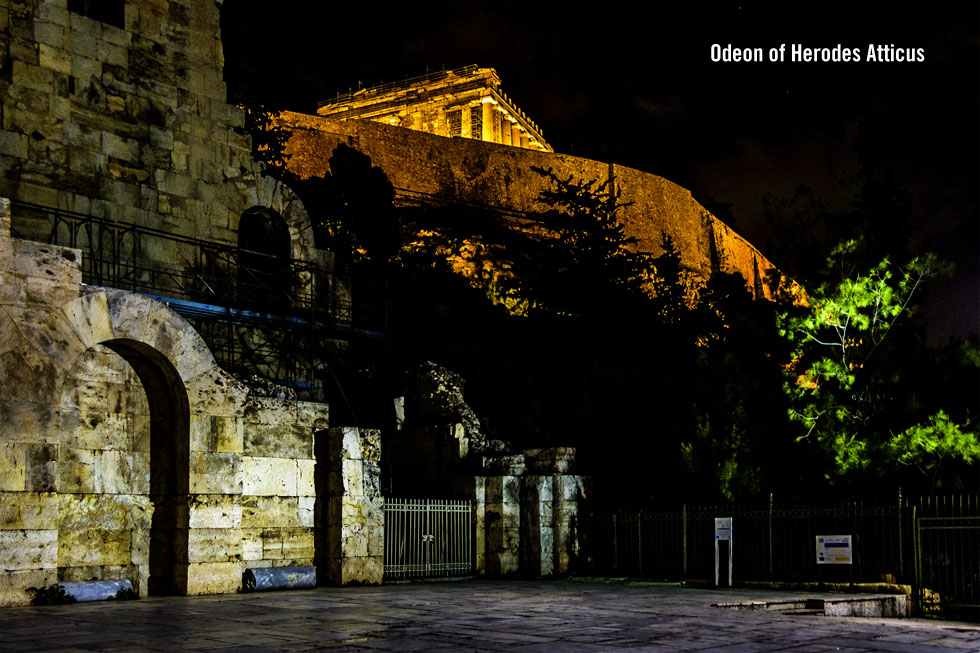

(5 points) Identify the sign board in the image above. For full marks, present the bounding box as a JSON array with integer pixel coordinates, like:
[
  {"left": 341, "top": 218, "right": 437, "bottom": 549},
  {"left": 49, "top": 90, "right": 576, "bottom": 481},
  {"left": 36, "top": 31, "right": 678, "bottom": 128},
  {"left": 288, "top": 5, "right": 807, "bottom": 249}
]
[
  {"left": 714, "top": 517, "right": 732, "bottom": 541},
  {"left": 816, "top": 535, "right": 853, "bottom": 565}
]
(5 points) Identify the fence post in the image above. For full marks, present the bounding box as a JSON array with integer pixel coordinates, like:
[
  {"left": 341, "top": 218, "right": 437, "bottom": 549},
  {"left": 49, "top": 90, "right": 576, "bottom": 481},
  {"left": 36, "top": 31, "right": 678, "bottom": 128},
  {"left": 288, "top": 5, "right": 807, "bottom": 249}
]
[
  {"left": 897, "top": 487, "right": 903, "bottom": 582},
  {"left": 768, "top": 492, "right": 774, "bottom": 580},
  {"left": 681, "top": 504, "right": 687, "bottom": 581}
]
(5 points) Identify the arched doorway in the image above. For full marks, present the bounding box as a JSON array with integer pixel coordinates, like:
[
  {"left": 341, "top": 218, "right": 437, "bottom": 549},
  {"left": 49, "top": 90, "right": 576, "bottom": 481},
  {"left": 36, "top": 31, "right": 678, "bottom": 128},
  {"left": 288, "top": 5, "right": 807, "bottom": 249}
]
[{"left": 58, "top": 337, "right": 190, "bottom": 596}]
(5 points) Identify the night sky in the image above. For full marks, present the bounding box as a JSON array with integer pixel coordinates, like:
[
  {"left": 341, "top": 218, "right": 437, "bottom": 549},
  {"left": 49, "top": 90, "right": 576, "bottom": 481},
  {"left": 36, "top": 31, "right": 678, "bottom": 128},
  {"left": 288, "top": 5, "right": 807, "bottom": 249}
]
[{"left": 220, "top": 1, "right": 978, "bottom": 340}]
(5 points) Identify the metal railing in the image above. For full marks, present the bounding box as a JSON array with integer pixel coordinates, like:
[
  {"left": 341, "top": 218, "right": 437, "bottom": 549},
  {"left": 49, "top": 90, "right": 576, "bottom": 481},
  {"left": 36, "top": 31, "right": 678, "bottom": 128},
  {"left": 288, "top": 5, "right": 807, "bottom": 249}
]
[
  {"left": 9, "top": 200, "right": 387, "bottom": 398},
  {"left": 587, "top": 494, "right": 979, "bottom": 619},
  {"left": 383, "top": 498, "right": 474, "bottom": 580}
]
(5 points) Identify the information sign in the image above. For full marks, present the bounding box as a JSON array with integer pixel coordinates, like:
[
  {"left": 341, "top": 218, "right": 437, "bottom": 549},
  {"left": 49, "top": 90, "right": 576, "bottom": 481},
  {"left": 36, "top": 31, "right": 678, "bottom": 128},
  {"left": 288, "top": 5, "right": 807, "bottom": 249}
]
[{"left": 816, "top": 535, "right": 853, "bottom": 565}]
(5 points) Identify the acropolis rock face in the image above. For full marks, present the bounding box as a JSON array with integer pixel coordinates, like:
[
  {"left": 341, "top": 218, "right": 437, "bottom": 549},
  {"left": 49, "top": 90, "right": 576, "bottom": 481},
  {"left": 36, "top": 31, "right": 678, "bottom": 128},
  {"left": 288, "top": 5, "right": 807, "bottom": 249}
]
[{"left": 276, "top": 109, "right": 794, "bottom": 300}]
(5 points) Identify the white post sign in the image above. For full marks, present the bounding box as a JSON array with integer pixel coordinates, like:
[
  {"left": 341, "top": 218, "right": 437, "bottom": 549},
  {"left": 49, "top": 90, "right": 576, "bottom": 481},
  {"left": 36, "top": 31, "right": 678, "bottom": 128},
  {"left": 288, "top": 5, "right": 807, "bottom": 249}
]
[
  {"left": 714, "top": 517, "right": 732, "bottom": 586},
  {"left": 816, "top": 535, "right": 853, "bottom": 565}
]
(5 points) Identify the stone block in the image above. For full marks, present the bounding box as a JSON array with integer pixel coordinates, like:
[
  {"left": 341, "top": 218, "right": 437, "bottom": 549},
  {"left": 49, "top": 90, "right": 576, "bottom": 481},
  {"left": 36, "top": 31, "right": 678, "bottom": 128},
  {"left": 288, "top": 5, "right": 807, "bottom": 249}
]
[
  {"left": 281, "top": 528, "right": 314, "bottom": 561},
  {"left": 296, "top": 401, "right": 329, "bottom": 429},
  {"left": 96, "top": 450, "right": 149, "bottom": 495},
  {"left": 298, "top": 496, "right": 314, "bottom": 527},
  {"left": 242, "top": 456, "right": 296, "bottom": 497},
  {"left": 187, "top": 528, "right": 242, "bottom": 563},
  {"left": 0, "top": 492, "right": 58, "bottom": 530},
  {"left": 190, "top": 415, "right": 243, "bottom": 453},
  {"left": 188, "top": 494, "right": 241, "bottom": 529},
  {"left": 184, "top": 561, "right": 241, "bottom": 595},
  {"left": 241, "top": 495, "right": 301, "bottom": 529},
  {"left": 296, "top": 459, "right": 315, "bottom": 497},
  {"left": 243, "top": 422, "right": 310, "bottom": 459},
  {"left": 58, "top": 447, "right": 95, "bottom": 493},
  {"left": 0, "top": 443, "right": 27, "bottom": 491},
  {"left": 0, "top": 529, "right": 57, "bottom": 570},
  {"left": 38, "top": 43, "right": 71, "bottom": 74},
  {"left": 0, "top": 130, "right": 28, "bottom": 159},
  {"left": 241, "top": 529, "right": 263, "bottom": 561},
  {"left": 58, "top": 528, "right": 131, "bottom": 567},
  {"left": 189, "top": 452, "right": 241, "bottom": 494},
  {"left": 59, "top": 493, "right": 152, "bottom": 531},
  {"left": 26, "top": 443, "right": 58, "bottom": 492},
  {"left": 0, "top": 568, "right": 57, "bottom": 606}
]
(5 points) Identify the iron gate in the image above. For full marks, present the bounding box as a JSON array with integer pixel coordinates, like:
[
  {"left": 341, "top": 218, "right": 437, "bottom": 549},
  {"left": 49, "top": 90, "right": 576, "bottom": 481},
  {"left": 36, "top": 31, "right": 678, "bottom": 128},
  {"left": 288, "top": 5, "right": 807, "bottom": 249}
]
[
  {"left": 915, "top": 514, "right": 980, "bottom": 618},
  {"left": 383, "top": 498, "right": 474, "bottom": 580}
]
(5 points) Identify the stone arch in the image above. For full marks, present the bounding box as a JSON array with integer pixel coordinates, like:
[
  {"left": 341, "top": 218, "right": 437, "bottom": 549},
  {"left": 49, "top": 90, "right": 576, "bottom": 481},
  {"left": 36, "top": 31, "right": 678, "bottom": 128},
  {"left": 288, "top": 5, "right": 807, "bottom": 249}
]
[{"left": 44, "top": 289, "right": 227, "bottom": 595}]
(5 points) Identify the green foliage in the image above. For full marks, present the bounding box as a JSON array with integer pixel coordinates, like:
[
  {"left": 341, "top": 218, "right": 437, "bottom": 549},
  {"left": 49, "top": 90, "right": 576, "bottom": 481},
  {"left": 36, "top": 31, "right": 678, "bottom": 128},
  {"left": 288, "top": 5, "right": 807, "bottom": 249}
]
[
  {"left": 888, "top": 411, "right": 980, "bottom": 470},
  {"left": 27, "top": 584, "right": 76, "bottom": 605},
  {"left": 778, "top": 241, "right": 977, "bottom": 488},
  {"left": 111, "top": 586, "right": 140, "bottom": 600}
]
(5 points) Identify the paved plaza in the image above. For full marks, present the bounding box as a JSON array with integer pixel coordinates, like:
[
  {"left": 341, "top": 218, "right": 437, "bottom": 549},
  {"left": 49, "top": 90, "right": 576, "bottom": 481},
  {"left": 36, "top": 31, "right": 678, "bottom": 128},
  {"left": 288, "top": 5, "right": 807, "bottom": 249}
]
[{"left": 1, "top": 580, "right": 978, "bottom": 651}]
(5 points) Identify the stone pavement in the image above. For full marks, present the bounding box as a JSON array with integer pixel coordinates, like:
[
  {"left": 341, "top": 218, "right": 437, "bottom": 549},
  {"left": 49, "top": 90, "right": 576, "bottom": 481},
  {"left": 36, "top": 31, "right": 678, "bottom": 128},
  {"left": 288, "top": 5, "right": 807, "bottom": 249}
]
[{"left": 1, "top": 580, "right": 977, "bottom": 651}]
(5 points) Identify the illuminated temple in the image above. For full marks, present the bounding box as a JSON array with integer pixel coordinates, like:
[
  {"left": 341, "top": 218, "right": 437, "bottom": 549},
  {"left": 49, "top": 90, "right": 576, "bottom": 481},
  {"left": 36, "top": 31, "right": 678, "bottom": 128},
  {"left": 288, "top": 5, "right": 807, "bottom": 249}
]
[{"left": 316, "top": 65, "right": 552, "bottom": 152}]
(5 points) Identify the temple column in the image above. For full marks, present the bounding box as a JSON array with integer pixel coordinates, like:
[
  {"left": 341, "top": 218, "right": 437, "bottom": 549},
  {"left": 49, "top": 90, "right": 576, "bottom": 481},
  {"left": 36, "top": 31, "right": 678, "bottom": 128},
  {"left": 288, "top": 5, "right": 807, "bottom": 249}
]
[
  {"left": 513, "top": 124, "right": 524, "bottom": 148},
  {"left": 482, "top": 102, "right": 494, "bottom": 142},
  {"left": 501, "top": 115, "right": 512, "bottom": 145}
]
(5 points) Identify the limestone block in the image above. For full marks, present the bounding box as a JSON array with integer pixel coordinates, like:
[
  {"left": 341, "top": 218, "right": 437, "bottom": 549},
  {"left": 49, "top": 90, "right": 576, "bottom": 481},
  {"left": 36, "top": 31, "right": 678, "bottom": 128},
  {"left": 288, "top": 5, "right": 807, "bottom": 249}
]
[
  {"left": 59, "top": 493, "right": 152, "bottom": 531},
  {"left": 38, "top": 43, "right": 70, "bottom": 74},
  {"left": 261, "top": 528, "right": 284, "bottom": 560},
  {"left": 26, "top": 443, "right": 58, "bottom": 492},
  {"left": 58, "top": 528, "right": 130, "bottom": 567},
  {"left": 59, "top": 447, "right": 95, "bottom": 493},
  {"left": 184, "top": 561, "right": 242, "bottom": 595},
  {"left": 298, "top": 496, "right": 314, "bottom": 527},
  {"left": 1, "top": 401, "right": 59, "bottom": 446},
  {"left": 96, "top": 450, "right": 149, "bottom": 495},
  {"left": 0, "top": 492, "right": 58, "bottom": 530},
  {"left": 0, "top": 568, "right": 58, "bottom": 606},
  {"left": 241, "top": 529, "right": 263, "bottom": 561},
  {"left": 0, "top": 130, "right": 29, "bottom": 159},
  {"left": 187, "top": 528, "right": 242, "bottom": 564},
  {"left": 130, "top": 527, "right": 149, "bottom": 565},
  {"left": 243, "top": 422, "right": 310, "bottom": 459},
  {"left": 341, "top": 458, "right": 363, "bottom": 496},
  {"left": 190, "top": 414, "right": 243, "bottom": 453},
  {"left": 241, "top": 495, "right": 301, "bottom": 529},
  {"left": 281, "top": 528, "right": 314, "bottom": 562},
  {"left": 296, "top": 459, "right": 315, "bottom": 497},
  {"left": 188, "top": 494, "right": 241, "bottom": 529},
  {"left": 295, "top": 401, "right": 329, "bottom": 429},
  {"left": 338, "top": 555, "right": 383, "bottom": 585},
  {"left": 329, "top": 426, "right": 363, "bottom": 461},
  {"left": 189, "top": 452, "right": 241, "bottom": 494},
  {"left": 0, "top": 443, "right": 27, "bottom": 491},
  {"left": 242, "top": 456, "right": 296, "bottom": 497},
  {"left": 555, "top": 475, "right": 581, "bottom": 501},
  {"left": 0, "top": 529, "right": 57, "bottom": 570}
]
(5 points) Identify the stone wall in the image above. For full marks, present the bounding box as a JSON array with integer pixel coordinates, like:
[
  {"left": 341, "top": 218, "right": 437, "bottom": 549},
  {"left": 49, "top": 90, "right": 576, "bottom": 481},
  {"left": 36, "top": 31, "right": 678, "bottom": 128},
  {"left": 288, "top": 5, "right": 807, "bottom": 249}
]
[
  {"left": 277, "top": 110, "right": 800, "bottom": 301},
  {"left": 0, "top": 0, "right": 322, "bottom": 268},
  {"left": 0, "top": 198, "right": 332, "bottom": 604}
]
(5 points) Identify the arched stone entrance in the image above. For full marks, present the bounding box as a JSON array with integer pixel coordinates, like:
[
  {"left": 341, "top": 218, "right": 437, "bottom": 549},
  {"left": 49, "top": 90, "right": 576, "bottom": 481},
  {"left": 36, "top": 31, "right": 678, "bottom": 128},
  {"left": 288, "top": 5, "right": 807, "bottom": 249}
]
[{"left": 48, "top": 290, "right": 221, "bottom": 596}]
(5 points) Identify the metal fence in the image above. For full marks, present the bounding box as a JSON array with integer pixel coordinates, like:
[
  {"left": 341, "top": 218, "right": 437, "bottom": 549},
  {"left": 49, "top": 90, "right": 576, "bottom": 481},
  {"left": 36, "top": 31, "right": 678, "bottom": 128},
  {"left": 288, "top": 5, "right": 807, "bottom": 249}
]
[
  {"left": 383, "top": 498, "right": 474, "bottom": 580},
  {"left": 588, "top": 494, "right": 978, "bottom": 619}
]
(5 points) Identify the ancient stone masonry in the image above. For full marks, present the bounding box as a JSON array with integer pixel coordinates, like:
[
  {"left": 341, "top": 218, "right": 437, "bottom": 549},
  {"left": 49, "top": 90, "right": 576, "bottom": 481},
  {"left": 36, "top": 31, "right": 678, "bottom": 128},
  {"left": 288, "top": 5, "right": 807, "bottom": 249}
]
[
  {"left": 393, "top": 362, "right": 588, "bottom": 578},
  {"left": 276, "top": 110, "right": 804, "bottom": 302},
  {"left": 0, "top": 0, "right": 346, "bottom": 605},
  {"left": 0, "top": 198, "right": 331, "bottom": 603}
]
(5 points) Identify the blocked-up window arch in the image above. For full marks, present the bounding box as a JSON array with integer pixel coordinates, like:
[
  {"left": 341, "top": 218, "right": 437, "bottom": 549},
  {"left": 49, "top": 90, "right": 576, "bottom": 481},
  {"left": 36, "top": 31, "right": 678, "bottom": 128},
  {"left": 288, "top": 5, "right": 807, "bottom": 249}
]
[
  {"left": 68, "top": 0, "right": 126, "bottom": 29},
  {"left": 237, "top": 207, "right": 291, "bottom": 307}
]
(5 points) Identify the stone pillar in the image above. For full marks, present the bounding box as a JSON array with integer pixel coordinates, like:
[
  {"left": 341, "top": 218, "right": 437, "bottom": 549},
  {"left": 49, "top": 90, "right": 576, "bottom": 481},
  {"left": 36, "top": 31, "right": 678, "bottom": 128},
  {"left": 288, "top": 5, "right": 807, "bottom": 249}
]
[
  {"left": 322, "top": 427, "right": 383, "bottom": 585},
  {"left": 484, "top": 472, "right": 521, "bottom": 575},
  {"left": 482, "top": 102, "right": 494, "bottom": 142},
  {"left": 520, "top": 132, "right": 529, "bottom": 149},
  {"left": 553, "top": 474, "right": 583, "bottom": 575},
  {"left": 501, "top": 116, "right": 512, "bottom": 146},
  {"left": 512, "top": 123, "right": 523, "bottom": 148},
  {"left": 455, "top": 476, "right": 486, "bottom": 574},
  {"left": 520, "top": 475, "right": 554, "bottom": 576}
]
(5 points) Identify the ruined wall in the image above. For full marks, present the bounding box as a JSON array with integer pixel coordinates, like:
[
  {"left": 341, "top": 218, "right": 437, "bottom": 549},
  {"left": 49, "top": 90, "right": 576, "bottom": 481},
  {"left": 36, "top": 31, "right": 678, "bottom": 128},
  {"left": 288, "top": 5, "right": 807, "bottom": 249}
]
[
  {"left": 0, "top": 0, "right": 320, "bottom": 264},
  {"left": 277, "top": 110, "right": 796, "bottom": 300},
  {"left": 0, "top": 199, "right": 331, "bottom": 604}
]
